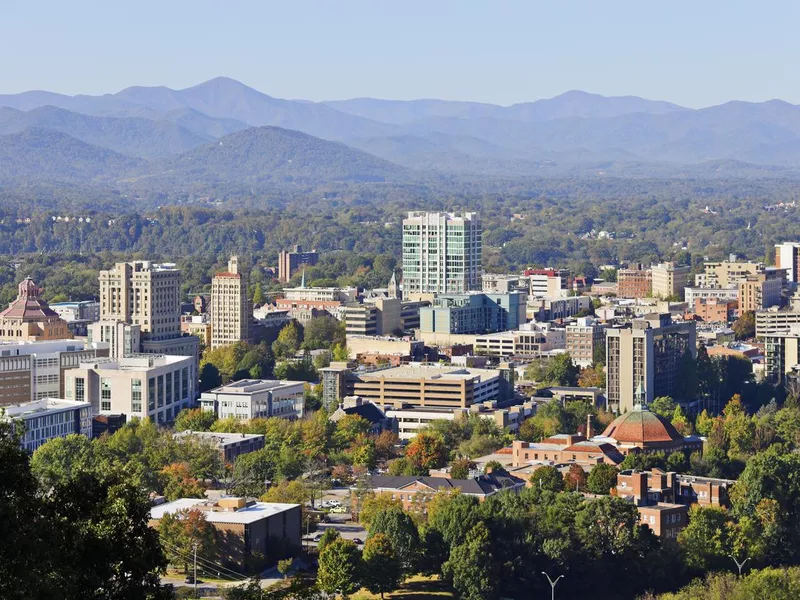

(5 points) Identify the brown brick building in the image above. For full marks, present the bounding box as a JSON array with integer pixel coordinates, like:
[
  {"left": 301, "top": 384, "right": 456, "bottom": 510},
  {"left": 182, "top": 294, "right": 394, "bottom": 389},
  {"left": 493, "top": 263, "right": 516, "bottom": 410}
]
[{"left": 618, "top": 268, "right": 652, "bottom": 299}]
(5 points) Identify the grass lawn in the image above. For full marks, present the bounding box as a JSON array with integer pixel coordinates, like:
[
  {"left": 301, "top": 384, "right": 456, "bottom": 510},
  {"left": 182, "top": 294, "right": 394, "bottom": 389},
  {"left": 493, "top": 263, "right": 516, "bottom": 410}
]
[{"left": 352, "top": 575, "right": 454, "bottom": 599}]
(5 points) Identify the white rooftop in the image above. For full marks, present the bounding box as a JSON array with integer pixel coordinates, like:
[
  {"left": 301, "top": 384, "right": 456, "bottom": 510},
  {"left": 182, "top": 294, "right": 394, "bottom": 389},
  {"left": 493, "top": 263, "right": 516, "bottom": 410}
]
[
  {"left": 359, "top": 363, "right": 500, "bottom": 381},
  {"left": 3, "top": 398, "right": 90, "bottom": 419},
  {"left": 173, "top": 431, "right": 264, "bottom": 446},
  {"left": 205, "top": 379, "right": 305, "bottom": 394},
  {"left": 150, "top": 498, "right": 299, "bottom": 525},
  {"left": 77, "top": 354, "right": 191, "bottom": 371}
]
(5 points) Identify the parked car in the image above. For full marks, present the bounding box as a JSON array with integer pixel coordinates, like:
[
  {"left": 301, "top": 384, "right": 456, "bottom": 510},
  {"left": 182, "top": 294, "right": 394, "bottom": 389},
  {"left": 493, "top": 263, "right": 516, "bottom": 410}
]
[{"left": 352, "top": 538, "right": 363, "bottom": 545}]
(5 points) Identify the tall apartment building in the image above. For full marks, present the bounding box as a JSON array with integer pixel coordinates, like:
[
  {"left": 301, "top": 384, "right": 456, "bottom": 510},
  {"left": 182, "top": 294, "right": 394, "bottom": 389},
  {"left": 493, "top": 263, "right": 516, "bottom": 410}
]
[
  {"left": 738, "top": 273, "right": 783, "bottom": 313},
  {"left": 763, "top": 325, "right": 800, "bottom": 384},
  {"left": 98, "top": 261, "right": 199, "bottom": 358},
  {"left": 606, "top": 314, "right": 697, "bottom": 413},
  {"left": 402, "top": 212, "right": 482, "bottom": 297},
  {"left": 565, "top": 317, "right": 606, "bottom": 368},
  {"left": 277, "top": 245, "right": 319, "bottom": 283},
  {"left": 65, "top": 354, "right": 196, "bottom": 424},
  {"left": 211, "top": 256, "right": 251, "bottom": 349},
  {"left": 617, "top": 267, "right": 652, "bottom": 299},
  {"left": 775, "top": 242, "right": 800, "bottom": 284},
  {"left": 651, "top": 262, "right": 691, "bottom": 299},
  {"left": 0, "top": 340, "right": 109, "bottom": 406},
  {"left": 0, "top": 278, "right": 72, "bottom": 342}
]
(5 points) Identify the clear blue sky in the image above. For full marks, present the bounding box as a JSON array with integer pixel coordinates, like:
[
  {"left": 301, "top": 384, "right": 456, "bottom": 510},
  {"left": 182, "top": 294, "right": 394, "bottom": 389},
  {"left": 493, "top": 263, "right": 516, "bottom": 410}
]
[{"left": 3, "top": 0, "right": 797, "bottom": 107}]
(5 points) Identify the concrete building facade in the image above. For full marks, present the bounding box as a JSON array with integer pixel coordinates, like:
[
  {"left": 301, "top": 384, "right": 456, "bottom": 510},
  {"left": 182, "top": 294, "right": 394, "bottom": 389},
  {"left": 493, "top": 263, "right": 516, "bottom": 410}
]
[
  {"left": 565, "top": 317, "right": 605, "bottom": 368},
  {"left": 65, "top": 354, "right": 196, "bottom": 424},
  {"left": 606, "top": 314, "right": 697, "bottom": 413},
  {"left": 775, "top": 242, "right": 800, "bottom": 284},
  {"left": 651, "top": 262, "right": 691, "bottom": 299},
  {"left": 198, "top": 379, "right": 304, "bottom": 421},
  {"left": 738, "top": 273, "right": 783, "bottom": 313}
]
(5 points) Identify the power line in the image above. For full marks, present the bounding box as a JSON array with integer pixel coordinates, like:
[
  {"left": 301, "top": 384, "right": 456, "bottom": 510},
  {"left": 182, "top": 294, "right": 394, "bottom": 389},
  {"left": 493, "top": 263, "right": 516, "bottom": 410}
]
[
  {"left": 161, "top": 543, "right": 247, "bottom": 583},
  {"left": 160, "top": 541, "right": 250, "bottom": 582}
]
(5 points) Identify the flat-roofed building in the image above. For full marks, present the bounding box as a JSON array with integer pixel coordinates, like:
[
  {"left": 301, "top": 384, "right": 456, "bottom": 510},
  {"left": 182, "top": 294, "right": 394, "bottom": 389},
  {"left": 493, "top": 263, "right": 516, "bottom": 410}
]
[
  {"left": 694, "top": 259, "right": 764, "bottom": 288},
  {"left": 474, "top": 329, "right": 550, "bottom": 358},
  {"left": 651, "top": 262, "right": 691, "bottom": 299},
  {"left": 684, "top": 286, "right": 738, "bottom": 307},
  {"left": 606, "top": 314, "right": 696, "bottom": 412},
  {"left": 3, "top": 398, "right": 92, "bottom": 452},
  {"left": 764, "top": 325, "right": 800, "bottom": 384},
  {"left": 345, "top": 335, "right": 424, "bottom": 362},
  {"left": 388, "top": 400, "right": 533, "bottom": 440},
  {"left": 173, "top": 431, "right": 265, "bottom": 463},
  {"left": 349, "top": 363, "right": 512, "bottom": 410},
  {"left": 618, "top": 267, "right": 652, "bottom": 299},
  {"left": 756, "top": 294, "right": 800, "bottom": 338},
  {"left": 526, "top": 269, "right": 571, "bottom": 298},
  {"left": 0, "top": 340, "right": 109, "bottom": 406},
  {"left": 88, "top": 321, "right": 141, "bottom": 359},
  {"left": 64, "top": 354, "right": 196, "bottom": 424},
  {"left": 739, "top": 273, "right": 783, "bottom": 313},
  {"left": 565, "top": 317, "right": 605, "bottom": 367},
  {"left": 149, "top": 497, "right": 301, "bottom": 568},
  {"left": 277, "top": 245, "right": 319, "bottom": 283},
  {"left": 775, "top": 242, "right": 800, "bottom": 284},
  {"left": 527, "top": 296, "right": 591, "bottom": 321},
  {"left": 344, "top": 297, "right": 402, "bottom": 337},
  {"left": 482, "top": 274, "right": 527, "bottom": 294},
  {"left": 420, "top": 292, "right": 526, "bottom": 335},
  {"left": 198, "top": 379, "right": 304, "bottom": 421}
]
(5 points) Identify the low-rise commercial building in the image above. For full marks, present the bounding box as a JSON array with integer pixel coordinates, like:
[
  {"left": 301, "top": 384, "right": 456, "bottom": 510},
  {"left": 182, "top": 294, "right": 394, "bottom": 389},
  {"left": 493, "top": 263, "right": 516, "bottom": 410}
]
[
  {"left": 347, "top": 363, "right": 513, "bottom": 410},
  {"left": 693, "top": 298, "right": 737, "bottom": 323},
  {"left": 420, "top": 292, "right": 526, "bottom": 335},
  {"left": 684, "top": 286, "right": 738, "bottom": 307},
  {"left": 149, "top": 497, "right": 301, "bottom": 568},
  {"left": 198, "top": 379, "right": 304, "bottom": 421},
  {"left": 388, "top": 400, "right": 534, "bottom": 440},
  {"left": 0, "top": 339, "right": 109, "bottom": 406},
  {"left": 527, "top": 296, "right": 591, "bottom": 321},
  {"left": 3, "top": 398, "right": 92, "bottom": 452},
  {"left": 173, "top": 431, "right": 265, "bottom": 463},
  {"left": 474, "top": 329, "right": 550, "bottom": 358},
  {"left": 65, "top": 354, "right": 196, "bottom": 424}
]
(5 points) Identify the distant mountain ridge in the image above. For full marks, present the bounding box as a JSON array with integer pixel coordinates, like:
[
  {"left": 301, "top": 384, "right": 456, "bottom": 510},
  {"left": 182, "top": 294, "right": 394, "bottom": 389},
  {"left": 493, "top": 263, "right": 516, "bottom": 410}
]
[{"left": 3, "top": 77, "right": 800, "bottom": 178}]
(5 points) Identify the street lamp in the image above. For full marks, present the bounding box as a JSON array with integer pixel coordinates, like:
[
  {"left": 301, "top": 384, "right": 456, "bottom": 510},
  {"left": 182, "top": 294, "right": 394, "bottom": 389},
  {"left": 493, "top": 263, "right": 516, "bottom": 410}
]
[
  {"left": 541, "top": 572, "right": 564, "bottom": 600},
  {"left": 729, "top": 555, "right": 750, "bottom": 577}
]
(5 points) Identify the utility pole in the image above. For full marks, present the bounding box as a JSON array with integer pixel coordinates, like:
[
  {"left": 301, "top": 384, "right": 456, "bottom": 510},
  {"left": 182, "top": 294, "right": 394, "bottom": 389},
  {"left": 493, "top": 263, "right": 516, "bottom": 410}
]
[
  {"left": 192, "top": 541, "right": 199, "bottom": 598},
  {"left": 729, "top": 555, "right": 750, "bottom": 577},
  {"left": 541, "top": 572, "right": 564, "bottom": 600}
]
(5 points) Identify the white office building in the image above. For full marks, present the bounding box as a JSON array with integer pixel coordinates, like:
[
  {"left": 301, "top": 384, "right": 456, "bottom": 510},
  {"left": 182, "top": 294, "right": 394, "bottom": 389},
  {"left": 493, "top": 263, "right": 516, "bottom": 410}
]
[
  {"left": 64, "top": 354, "right": 196, "bottom": 424},
  {"left": 198, "top": 379, "right": 305, "bottom": 421},
  {"left": 3, "top": 398, "right": 92, "bottom": 452}
]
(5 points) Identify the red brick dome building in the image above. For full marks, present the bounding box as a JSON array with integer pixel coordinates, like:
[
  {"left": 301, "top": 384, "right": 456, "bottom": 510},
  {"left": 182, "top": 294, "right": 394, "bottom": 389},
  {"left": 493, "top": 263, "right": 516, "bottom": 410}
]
[{"left": 597, "top": 406, "right": 702, "bottom": 455}]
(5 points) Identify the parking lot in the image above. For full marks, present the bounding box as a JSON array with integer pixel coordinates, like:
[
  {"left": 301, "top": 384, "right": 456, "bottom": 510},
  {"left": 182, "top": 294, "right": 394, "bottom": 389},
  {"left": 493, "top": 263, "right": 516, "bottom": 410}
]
[{"left": 303, "top": 488, "right": 367, "bottom": 548}]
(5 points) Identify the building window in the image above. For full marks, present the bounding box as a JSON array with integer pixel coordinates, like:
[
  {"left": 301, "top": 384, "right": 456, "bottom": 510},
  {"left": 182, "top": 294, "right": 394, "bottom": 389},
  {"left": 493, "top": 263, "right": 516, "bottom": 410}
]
[
  {"left": 148, "top": 377, "right": 156, "bottom": 411},
  {"left": 157, "top": 375, "right": 164, "bottom": 408},
  {"left": 101, "top": 377, "right": 112, "bottom": 411},
  {"left": 75, "top": 377, "right": 85, "bottom": 402},
  {"left": 166, "top": 372, "right": 173, "bottom": 405},
  {"left": 131, "top": 378, "right": 142, "bottom": 413}
]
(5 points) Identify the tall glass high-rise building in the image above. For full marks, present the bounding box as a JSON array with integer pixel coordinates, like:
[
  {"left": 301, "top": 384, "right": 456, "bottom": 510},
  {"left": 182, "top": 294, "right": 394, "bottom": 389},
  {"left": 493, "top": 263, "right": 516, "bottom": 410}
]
[{"left": 401, "top": 211, "right": 482, "bottom": 295}]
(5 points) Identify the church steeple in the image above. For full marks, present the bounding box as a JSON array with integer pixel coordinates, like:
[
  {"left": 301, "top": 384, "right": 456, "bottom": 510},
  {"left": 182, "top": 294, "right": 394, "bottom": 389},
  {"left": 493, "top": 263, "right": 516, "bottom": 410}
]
[{"left": 388, "top": 271, "right": 401, "bottom": 300}]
